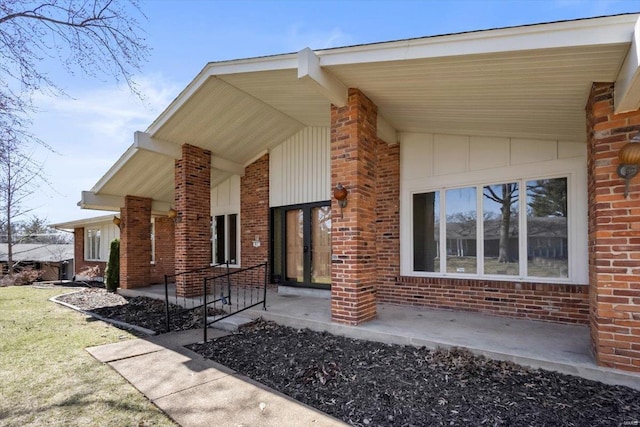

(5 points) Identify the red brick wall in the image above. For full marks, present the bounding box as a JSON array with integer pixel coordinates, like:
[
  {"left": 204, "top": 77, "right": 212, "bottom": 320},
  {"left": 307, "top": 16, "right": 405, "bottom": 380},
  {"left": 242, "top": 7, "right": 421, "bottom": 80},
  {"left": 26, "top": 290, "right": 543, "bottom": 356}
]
[
  {"left": 174, "top": 144, "right": 211, "bottom": 297},
  {"left": 240, "top": 154, "right": 269, "bottom": 270},
  {"left": 381, "top": 278, "right": 589, "bottom": 324},
  {"left": 150, "top": 216, "right": 175, "bottom": 284},
  {"left": 330, "top": 88, "right": 378, "bottom": 325},
  {"left": 73, "top": 227, "right": 106, "bottom": 277},
  {"left": 375, "top": 139, "right": 401, "bottom": 295},
  {"left": 587, "top": 82, "right": 640, "bottom": 373},
  {"left": 120, "top": 196, "right": 151, "bottom": 289}
]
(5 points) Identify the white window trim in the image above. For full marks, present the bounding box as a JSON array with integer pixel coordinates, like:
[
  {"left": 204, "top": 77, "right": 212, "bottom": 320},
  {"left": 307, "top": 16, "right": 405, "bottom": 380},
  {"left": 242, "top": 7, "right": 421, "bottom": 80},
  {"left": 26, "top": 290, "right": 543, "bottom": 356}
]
[
  {"left": 211, "top": 212, "right": 241, "bottom": 268},
  {"left": 85, "top": 227, "right": 101, "bottom": 262},
  {"left": 400, "top": 157, "right": 588, "bottom": 284},
  {"left": 150, "top": 217, "right": 156, "bottom": 265}
]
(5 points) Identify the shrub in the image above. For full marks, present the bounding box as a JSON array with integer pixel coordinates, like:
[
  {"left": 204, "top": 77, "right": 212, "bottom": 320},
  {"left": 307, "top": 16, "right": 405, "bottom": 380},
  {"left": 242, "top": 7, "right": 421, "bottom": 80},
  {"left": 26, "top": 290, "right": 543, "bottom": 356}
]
[
  {"left": 0, "top": 268, "right": 44, "bottom": 287},
  {"left": 105, "top": 238, "right": 120, "bottom": 293}
]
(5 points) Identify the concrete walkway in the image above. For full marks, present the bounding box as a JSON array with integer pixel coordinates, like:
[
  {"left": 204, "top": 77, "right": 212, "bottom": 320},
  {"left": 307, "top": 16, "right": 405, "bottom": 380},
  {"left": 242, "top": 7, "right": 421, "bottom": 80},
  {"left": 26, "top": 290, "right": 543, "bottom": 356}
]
[{"left": 87, "top": 328, "right": 347, "bottom": 427}]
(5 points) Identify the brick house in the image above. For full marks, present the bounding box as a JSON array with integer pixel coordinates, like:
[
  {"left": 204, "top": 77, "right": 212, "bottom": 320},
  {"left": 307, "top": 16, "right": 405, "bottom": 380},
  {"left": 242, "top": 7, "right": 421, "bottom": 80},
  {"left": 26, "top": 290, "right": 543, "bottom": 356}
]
[{"left": 77, "top": 15, "right": 640, "bottom": 373}]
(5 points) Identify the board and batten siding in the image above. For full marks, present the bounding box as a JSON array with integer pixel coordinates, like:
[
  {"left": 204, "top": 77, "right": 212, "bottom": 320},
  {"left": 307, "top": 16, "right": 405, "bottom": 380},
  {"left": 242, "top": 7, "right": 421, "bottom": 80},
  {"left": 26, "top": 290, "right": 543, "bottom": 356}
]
[
  {"left": 211, "top": 175, "right": 241, "bottom": 215},
  {"left": 399, "top": 132, "right": 589, "bottom": 284},
  {"left": 269, "top": 127, "right": 331, "bottom": 207}
]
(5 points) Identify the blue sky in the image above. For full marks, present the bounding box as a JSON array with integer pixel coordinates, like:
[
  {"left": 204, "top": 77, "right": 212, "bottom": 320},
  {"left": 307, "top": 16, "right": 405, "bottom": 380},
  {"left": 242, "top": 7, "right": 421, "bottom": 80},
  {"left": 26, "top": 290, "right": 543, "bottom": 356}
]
[{"left": 27, "top": 0, "right": 639, "bottom": 224}]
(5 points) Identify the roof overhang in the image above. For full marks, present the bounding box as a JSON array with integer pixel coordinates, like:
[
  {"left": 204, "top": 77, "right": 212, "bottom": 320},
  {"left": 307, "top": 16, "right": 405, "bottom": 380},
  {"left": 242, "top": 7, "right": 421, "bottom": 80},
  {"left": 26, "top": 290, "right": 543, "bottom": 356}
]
[
  {"left": 50, "top": 214, "right": 117, "bottom": 230},
  {"left": 81, "top": 14, "right": 640, "bottom": 212}
]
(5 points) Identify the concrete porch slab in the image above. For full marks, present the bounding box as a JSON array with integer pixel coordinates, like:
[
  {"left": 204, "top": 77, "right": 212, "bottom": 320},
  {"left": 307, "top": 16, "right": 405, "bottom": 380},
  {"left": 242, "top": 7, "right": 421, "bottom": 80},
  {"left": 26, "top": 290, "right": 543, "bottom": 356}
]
[{"left": 116, "top": 284, "right": 640, "bottom": 390}]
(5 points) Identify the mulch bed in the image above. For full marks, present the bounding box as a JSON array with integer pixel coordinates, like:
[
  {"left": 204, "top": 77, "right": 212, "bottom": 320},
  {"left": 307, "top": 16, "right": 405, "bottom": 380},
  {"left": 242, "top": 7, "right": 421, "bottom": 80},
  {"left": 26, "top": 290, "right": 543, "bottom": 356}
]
[
  {"left": 188, "top": 320, "right": 640, "bottom": 427},
  {"left": 54, "top": 287, "right": 219, "bottom": 333},
  {"left": 52, "top": 286, "right": 640, "bottom": 426}
]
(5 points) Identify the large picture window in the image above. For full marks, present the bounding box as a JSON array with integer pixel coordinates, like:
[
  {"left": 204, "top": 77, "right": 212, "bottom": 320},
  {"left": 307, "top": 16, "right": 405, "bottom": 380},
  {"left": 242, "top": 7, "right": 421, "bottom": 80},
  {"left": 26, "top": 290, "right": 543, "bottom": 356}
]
[
  {"left": 213, "top": 214, "right": 238, "bottom": 265},
  {"left": 413, "top": 177, "right": 568, "bottom": 279}
]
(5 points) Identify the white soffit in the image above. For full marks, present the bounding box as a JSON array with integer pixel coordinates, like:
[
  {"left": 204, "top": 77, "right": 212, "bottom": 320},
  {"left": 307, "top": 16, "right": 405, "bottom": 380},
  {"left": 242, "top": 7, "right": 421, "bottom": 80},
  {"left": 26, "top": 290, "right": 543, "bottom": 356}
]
[
  {"left": 327, "top": 44, "right": 630, "bottom": 140},
  {"left": 151, "top": 75, "right": 306, "bottom": 163}
]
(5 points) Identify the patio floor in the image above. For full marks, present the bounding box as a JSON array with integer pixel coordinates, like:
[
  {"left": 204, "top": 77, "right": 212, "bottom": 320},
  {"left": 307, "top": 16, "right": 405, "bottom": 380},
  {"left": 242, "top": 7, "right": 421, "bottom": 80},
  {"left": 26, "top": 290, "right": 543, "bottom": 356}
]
[{"left": 119, "top": 284, "right": 640, "bottom": 390}]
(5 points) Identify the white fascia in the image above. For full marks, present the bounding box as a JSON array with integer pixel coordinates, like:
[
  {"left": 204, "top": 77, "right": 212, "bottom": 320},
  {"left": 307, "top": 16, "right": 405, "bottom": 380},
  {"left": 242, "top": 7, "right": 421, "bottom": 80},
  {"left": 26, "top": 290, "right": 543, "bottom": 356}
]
[
  {"left": 50, "top": 214, "right": 118, "bottom": 230},
  {"left": 78, "top": 191, "right": 173, "bottom": 215},
  {"left": 316, "top": 14, "right": 639, "bottom": 66},
  {"left": 615, "top": 17, "right": 640, "bottom": 113}
]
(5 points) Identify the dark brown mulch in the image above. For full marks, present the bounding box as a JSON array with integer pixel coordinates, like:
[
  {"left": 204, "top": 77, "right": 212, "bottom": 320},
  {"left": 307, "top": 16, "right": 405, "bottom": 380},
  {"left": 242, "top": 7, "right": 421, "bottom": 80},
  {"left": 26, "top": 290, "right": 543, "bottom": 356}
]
[
  {"left": 188, "top": 320, "right": 640, "bottom": 427},
  {"left": 55, "top": 288, "right": 221, "bottom": 333}
]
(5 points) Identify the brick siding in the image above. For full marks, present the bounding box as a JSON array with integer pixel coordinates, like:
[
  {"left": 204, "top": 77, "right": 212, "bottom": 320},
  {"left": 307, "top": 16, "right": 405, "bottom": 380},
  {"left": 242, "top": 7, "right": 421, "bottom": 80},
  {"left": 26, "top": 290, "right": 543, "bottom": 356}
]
[
  {"left": 150, "top": 216, "right": 175, "bottom": 284},
  {"left": 240, "top": 154, "right": 270, "bottom": 270},
  {"left": 73, "top": 227, "right": 106, "bottom": 276},
  {"left": 587, "top": 82, "right": 640, "bottom": 373},
  {"left": 120, "top": 196, "right": 152, "bottom": 289}
]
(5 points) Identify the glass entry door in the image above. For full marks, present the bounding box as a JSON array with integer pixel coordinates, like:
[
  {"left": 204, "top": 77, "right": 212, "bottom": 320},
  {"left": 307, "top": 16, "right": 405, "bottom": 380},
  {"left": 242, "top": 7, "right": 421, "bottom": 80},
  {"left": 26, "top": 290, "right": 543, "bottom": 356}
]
[{"left": 273, "top": 202, "right": 331, "bottom": 289}]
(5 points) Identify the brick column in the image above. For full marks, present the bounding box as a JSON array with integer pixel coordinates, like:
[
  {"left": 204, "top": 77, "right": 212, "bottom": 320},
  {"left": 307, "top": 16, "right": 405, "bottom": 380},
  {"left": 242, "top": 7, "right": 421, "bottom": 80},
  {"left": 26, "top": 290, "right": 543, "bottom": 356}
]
[
  {"left": 587, "top": 82, "right": 640, "bottom": 373},
  {"left": 120, "top": 196, "right": 152, "bottom": 289},
  {"left": 174, "top": 144, "right": 211, "bottom": 297},
  {"left": 330, "top": 88, "right": 378, "bottom": 325}
]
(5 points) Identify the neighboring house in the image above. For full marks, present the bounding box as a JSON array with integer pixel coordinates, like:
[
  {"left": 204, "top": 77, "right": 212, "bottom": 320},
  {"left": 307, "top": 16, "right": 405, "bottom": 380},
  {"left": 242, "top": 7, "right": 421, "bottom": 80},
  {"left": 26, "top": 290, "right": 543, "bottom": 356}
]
[
  {"left": 51, "top": 215, "right": 120, "bottom": 280},
  {"left": 0, "top": 243, "right": 74, "bottom": 281},
  {"left": 74, "top": 15, "right": 640, "bottom": 373}
]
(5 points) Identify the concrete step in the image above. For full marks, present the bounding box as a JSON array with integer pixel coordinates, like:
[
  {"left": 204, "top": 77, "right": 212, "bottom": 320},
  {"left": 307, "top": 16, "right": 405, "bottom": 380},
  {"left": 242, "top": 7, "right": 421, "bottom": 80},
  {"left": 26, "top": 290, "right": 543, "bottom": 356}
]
[
  {"left": 207, "top": 314, "right": 254, "bottom": 332},
  {"left": 277, "top": 285, "right": 331, "bottom": 298}
]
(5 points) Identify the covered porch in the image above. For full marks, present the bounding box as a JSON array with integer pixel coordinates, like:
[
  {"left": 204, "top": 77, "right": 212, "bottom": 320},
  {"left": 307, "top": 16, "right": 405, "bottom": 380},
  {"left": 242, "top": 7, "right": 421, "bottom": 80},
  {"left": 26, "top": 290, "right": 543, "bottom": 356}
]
[
  {"left": 120, "top": 284, "right": 640, "bottom": 390},
  {"left": 80, "top": 14, "right": 640, "bottom": 374}
]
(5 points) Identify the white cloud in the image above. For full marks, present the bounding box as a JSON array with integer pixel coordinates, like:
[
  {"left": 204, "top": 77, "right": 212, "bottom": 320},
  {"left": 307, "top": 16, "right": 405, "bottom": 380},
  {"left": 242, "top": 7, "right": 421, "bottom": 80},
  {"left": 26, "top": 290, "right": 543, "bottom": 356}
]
[{"left": 27, "top": 73, "right": 180, "bottom": 224}]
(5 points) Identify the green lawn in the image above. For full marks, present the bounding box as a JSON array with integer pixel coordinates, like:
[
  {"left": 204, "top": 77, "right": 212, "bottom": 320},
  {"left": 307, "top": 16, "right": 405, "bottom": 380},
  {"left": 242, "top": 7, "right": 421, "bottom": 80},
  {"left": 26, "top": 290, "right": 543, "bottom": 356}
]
[{"left": 0, "top": 286, "right": 176, "bottom": 427}]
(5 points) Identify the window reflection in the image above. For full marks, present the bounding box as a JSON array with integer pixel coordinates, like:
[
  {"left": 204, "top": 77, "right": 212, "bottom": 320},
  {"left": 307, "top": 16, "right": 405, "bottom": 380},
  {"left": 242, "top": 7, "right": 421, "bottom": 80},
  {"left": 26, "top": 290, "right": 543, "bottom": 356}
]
[{"left": 445, "top": 187, "right": 477, "bottom": 274}]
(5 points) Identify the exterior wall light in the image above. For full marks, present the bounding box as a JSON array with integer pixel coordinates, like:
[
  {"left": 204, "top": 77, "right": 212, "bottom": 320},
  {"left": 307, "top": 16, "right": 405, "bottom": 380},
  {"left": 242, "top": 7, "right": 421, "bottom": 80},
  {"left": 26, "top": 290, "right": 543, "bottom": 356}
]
[
  {"left": 112, "top": 215, "right": 122, "bottom": 229},
  {"left": 333, "top": 183, "right": 348, "bottom": 218},
  {"left": 167, "top": 208, "right": 178, "bottom": 219},
  {"left": 617, "top": 132, "right": 640, "bottom": 198}
]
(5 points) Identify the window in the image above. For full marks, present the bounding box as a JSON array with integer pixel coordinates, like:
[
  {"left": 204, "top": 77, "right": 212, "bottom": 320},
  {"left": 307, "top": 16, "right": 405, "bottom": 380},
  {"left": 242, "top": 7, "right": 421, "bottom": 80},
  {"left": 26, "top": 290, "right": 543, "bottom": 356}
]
[
  {"left": 150, "top": 218, "right": 156, "bottom": 264},
  {"left": 412, "top": 177, "right": 568, "bottom": 280},
  {"left": 213, "top": 214, "right": 238, "bottom": 265},
  {"left": 86, "top": 228, "right": 101, "bottom": 260}
]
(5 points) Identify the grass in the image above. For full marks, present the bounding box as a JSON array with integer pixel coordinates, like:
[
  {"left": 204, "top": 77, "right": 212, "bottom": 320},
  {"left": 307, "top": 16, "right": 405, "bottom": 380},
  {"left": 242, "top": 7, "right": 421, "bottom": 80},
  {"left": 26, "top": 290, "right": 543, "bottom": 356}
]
[{"left": 0, "top": 286, "right": 176, "bottom": 427}]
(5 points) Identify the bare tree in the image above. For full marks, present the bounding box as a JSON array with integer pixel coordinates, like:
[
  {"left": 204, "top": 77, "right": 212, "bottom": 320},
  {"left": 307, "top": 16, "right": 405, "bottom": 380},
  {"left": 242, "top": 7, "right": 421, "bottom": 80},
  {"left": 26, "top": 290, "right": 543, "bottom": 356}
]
[
  {"left": 0, "top": 0, "right": 148, "bottom": 274},
  {"left": 484, "top": 183, "right": 518, "bottom": 263},
  {"left": 0, "top": 138, "right": 49, "bottom": 272}
]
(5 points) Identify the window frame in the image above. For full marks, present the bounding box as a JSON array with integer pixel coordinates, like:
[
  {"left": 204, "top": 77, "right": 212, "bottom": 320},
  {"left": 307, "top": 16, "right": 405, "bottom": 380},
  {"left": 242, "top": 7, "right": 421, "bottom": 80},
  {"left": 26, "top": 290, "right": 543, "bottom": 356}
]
[
  {"left": 85, "top": 227, "right": 101, "bottom": 261},
  {"left": 211, "top": 212, "right": 240, "bottom": 267},
  {"left": 402, "top": 160, "right": 587, "bottom": 285}
]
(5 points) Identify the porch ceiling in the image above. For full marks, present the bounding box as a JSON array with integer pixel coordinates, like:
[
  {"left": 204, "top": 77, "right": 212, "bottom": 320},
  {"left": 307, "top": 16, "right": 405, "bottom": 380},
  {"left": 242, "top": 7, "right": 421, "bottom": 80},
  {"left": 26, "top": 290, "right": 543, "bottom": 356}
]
[
  {"left": 153, "top": 46, "right": 631, "bottom": 147},
  {"left": 82, "top": 14, "right": 639, "bottom": 211}
]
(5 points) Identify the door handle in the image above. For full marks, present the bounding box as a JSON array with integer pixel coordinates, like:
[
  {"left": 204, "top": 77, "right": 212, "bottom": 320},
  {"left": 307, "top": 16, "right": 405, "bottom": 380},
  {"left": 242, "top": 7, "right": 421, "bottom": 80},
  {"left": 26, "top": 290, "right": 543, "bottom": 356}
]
[{"left": 304, "top": 245, "right": 309, "bottom": 253}]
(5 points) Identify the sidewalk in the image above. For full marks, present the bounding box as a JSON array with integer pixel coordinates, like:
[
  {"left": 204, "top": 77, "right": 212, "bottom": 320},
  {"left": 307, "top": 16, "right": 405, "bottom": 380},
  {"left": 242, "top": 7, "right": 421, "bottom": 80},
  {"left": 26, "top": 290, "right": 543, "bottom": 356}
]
[{"left": 86, "top": 329, "right": 347, "bottom": 427}]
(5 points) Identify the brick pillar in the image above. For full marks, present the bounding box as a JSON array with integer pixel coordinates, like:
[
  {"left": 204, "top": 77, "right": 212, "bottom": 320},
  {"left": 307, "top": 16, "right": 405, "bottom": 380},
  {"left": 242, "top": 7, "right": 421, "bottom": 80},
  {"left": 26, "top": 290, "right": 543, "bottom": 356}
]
[
  {"left": 73, "top": 227, "right": 84, "bottom": 275},
  {"left": 330, "top": 88, "right": 378, "bottom": 325},
  {"left": 587, "top": 82, "right": 640, "bottom": 373},
  {"left": 241, "top": 154, "right": 269, "bottom": 268},
  {"left": 174, "top": 144, "right": 211, "bottom": 297},
  {"left": 120, "top": 196, "right": 152, "bottom": 289}
]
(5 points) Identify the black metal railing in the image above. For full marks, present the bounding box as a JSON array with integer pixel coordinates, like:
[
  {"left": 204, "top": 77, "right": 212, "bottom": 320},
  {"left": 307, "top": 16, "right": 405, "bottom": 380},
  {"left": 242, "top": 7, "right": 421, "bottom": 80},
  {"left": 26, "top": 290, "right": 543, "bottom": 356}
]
[
  {"left": 163, "top": 262, "right": 229, "bottom": 332},
  {"left": 203, "top": 262, "right": 268, "bottom": 342}
]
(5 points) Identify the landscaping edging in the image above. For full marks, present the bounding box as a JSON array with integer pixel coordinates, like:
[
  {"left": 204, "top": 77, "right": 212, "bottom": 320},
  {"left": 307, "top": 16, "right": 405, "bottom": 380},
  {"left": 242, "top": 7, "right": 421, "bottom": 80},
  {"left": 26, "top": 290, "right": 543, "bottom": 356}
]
[{"left": 50, "top": 292, "right": 157, "bottom": 336}]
